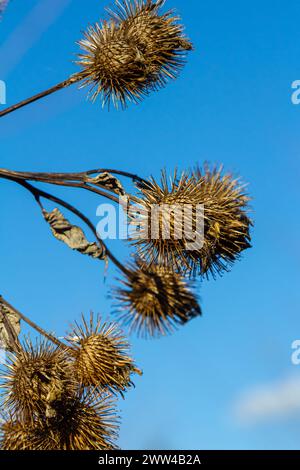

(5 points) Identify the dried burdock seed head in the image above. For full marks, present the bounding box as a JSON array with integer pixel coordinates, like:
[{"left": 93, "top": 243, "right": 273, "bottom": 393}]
[
  {"left": 130, "top": 170, "right": 204, "bottom": 273},
  {"left": 67, "top": 313, "right": 141, "bottom": 394},
  {"left": 0, "top": 338, "right": 74, "bottom": 421},
  {"left": 43, "top": 392, "right": 118, "bottom": 450},
  {"left": 77, "top": 0, "right": 192, "bottom": 107},
  {"left": 130, "top": 167, "right": 252, "bottom": 278},
  {"left": 0, "top": 393, "right": 118, "bottom": 450},
  {"left": 115, "top": 260, "right": 201, "bottom": 337},
  {"left": 0, "top": 420, "right": 54, "bottom": 450}
]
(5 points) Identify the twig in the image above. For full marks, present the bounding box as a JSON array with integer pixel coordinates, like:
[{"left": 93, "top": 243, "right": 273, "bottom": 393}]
[
  {"left": 0, "top": 168, "right": 146, "bottom": 205},
  {"left": 0, "top": 167, "right": 148, "bottom": 187}
]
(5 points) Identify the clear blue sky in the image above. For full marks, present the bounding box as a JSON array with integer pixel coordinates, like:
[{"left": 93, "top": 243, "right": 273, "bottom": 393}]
[{"left": 1, "top": 0, "right": 300, "bottom": 450}]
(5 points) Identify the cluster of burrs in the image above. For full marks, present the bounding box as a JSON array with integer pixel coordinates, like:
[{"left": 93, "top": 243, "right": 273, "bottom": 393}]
[
  {"left": 116, "top": 166, "right": 252, "bottom": 336},
  {"left": 0, "top": 0, "right": 253, "bottom": 451},
  {"left": 0, "top": 305, "right": 140, "bottom": 450}
]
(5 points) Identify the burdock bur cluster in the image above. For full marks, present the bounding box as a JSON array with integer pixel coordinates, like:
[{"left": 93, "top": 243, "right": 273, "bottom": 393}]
[{"left": 0, "top": 0, "right": 252, "bottom": 450}]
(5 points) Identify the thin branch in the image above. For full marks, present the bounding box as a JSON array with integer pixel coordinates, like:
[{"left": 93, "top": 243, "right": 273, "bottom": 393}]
[
  {"left": 27, "top": 179, "right": 121, "bottom": 205},
  {"left": 0, "top": 73, "right": 82, "bottom": 118},
  {"left": 0, "top": 168, "right": 145, "bottom": 205}
]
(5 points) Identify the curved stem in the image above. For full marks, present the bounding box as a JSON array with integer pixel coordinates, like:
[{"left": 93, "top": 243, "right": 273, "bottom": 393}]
[
  {"left": 0, "top": 73, "right": 82, "bottom": 118},
  {"left": 0, "top": 168, "right": 148, "bottom": 186}
]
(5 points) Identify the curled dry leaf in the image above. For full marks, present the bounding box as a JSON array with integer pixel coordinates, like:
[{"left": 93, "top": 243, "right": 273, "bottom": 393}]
[
  {"left": 43, "top": 208, "right": 106, "bottom": 260},
  {"left": 84, "top": 172, "right": 125, "bottom": 196},
  {"left": 0, "top": 304, "right": 21, "bottom": 352}
]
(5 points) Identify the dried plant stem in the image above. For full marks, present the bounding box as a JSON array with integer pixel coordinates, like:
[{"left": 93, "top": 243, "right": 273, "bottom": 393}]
[
  {"left": 0, "top": 168, "right": 147, "bottom": 187},
  {"left": 29, "top": 179, "right": 121, "bottom": 204},
  {"left": 85, "top": 169, "right": 147, "bottom": 186},
  {"left": 0, "top": 73, "right": 82, "bottom": 118},
  {"left": 0, "top": 296, "right": 67, "bottom": 349}
]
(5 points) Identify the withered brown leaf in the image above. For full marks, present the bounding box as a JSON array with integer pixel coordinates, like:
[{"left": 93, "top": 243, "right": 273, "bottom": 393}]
[{"left": 43, "top": 208, "right": 106, "bottom": 260}]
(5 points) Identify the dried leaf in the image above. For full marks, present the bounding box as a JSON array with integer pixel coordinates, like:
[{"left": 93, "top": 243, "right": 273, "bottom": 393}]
[
  {"left": 84, "top": 172, "right": 125, "bottom": 196},
  {"left": 43, "top": 208, "right": 106, "bottom": 260},
  {"left": 0, "top": 305, "right": 21, "bottom": 352}
]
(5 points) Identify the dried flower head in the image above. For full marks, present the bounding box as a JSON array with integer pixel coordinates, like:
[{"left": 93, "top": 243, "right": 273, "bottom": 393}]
[
  {"left": 0, "top": 393, "right": 118, "bottom": 450},
  {"left": 77, "top": 0, "right": 192, "bottom": 107},
  {"left": 115, "top": 260, "right": 201, "bottom": 337},
  {"left": 130, "top": 167, "right": 252, "bottom": 278},
  {"left": 67, "top": 313, "right": 141, "bottom": 394},
  {"left": 0, "top": 339, "right": 74, "bottom": 421}
]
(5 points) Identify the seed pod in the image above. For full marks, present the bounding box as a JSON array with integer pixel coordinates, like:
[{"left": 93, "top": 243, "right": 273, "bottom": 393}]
[
  {"left": 0, "top": 339, "right": 75, "bottom": 421},
  {"left": 130, "top": 167, "right": 252, "bottom": 278},
  {"left": 67, "top": 313, "right": 141, "bottom": 394},
  {"left": 115, "top": 260, "right": 201, "bottom": 337}
]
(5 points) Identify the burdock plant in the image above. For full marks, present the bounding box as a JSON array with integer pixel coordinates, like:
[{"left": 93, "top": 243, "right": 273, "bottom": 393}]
[
  {"left": 0, "top": 0, "right": 253, "bottom": 451},
  {"left": 130, "top": 167, "right": 252, "bottom": 278}
]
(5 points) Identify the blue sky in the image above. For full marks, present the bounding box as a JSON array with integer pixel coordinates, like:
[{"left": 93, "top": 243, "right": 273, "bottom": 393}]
[{"left": 1, "top": 0, "right": 300, "bottom": 449}]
